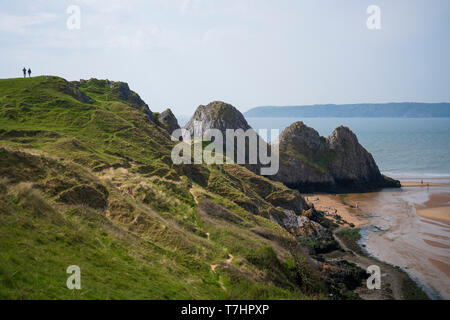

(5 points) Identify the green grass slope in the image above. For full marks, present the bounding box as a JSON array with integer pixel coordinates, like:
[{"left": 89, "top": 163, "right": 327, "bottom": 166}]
[{"left": 0, "top": 76, "right": 333, "bottom": 299}]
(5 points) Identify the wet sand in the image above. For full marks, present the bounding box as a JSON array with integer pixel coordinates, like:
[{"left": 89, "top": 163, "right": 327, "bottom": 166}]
[
  {"left": 415, "top": 192, "right": 450, "bottom": 223},
  {"left": 310, "top": 182, "right": 450, "bottom": 300},
  {"left": 429, "top": 258, "right": 450, "bottom": 278},
  {"left": 417, "top": 207, "right": 450, "bottom": 224},
  {"left": 401, "top": 182, "right": 450, "bottom": 187},
  {"left": 423, "top": 233, "right": 450, "bottom": 241},
  {"left": 423, "top": 239, "right": 450, "bottom": 249}
]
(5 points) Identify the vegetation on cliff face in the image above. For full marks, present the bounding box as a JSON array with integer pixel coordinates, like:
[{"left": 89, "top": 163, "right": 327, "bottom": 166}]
[
  {"left": 0, "top": 76, "right": 354, "bottom": 299},
  {"left": 184, "top": 101, "right": 251, "bottom": 137},
  {"left": 156, "top": 108, "right": 180, "bottom": 136},
  {"left": 273, "top": 121, "right": 401, "bottom": 193},
  {"left": 183, "top": 103, "right": 400, "bottom": 193},
  {"left": 0, "top": 76, "right": 428, "bottom": 300}
]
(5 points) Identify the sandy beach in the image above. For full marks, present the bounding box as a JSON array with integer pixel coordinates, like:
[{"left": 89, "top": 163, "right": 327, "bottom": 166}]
[
  {"left": 414, "top": 192, "right": 450, "bottom": 223},
  {"left": 401, "top": 182, "right": 450, "bottom": 187},
  {"left": 308, "top": 181, "right": 450, "bottom": 300},
  {"left": 305, "top": 194, "right": 368, "bottom": 228}
]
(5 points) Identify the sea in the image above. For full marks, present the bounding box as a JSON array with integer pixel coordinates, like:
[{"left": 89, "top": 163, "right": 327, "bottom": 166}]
[
  {"left": 177, "top": 115, "right": 450, "bottom": 298},
  {"left": 177, "top": 116, "right": 450, "bottom": 179}
]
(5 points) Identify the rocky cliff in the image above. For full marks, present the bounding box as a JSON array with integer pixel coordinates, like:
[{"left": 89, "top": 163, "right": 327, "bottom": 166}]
[
  {"left": 184, "top": 102, "right": 399, "bottom": 193},
  {"left": 157, "top": 108, "right": 180, "bottom": 136},
  {"left": 76, "top": 78, "right": 158, "bottom": 122},
  {"left": 273, "top": 122, "right": 400, "bottom": 192},
  {"left": 0, "top": 76, "right": 423, "bottom": 300},
  {"left": 184, "top": 101, "right": 264, "bottom": 174},
  {"left": 184, "top": 101, "right": 251, "bottom": 136}
]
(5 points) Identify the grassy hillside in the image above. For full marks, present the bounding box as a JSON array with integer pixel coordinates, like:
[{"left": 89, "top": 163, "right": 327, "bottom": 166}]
[{"left": 0, "top": 76, "right": 341, "bottom": 299}]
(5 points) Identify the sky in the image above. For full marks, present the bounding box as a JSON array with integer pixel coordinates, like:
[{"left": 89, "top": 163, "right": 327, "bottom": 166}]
[{"left": 0, "top": 0, "right": 449, "bottom": 115}]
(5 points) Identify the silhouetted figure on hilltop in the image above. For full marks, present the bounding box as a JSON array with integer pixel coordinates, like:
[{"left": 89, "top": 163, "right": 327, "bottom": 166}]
[
  {"left": 22, "top": 67, "right": 26, "bottom": 78},
  {"left": 27, "top": 68, "right": 31, "bottom": 77}
]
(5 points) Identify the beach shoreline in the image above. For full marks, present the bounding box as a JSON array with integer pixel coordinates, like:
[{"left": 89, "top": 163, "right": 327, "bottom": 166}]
[
  {"left": 307, "top": 179, "right": 450, "bottom": 300},
  {"left": 401, "top": 182, "right": 450, "bottom": 187}
]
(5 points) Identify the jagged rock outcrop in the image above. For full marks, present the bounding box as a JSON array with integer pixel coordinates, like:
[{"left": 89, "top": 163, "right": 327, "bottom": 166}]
[
  {"left": 272, "top": 122, "right": 400, "bottom": 192},
  {"left": 43, "top": 78, "right": 93, "bottom": 104},
  {"left": 77, "top": 79, "right": 158, "bottom": 122},
  {"left": 274, "top": 209, "right": 338, "bottom": 253},
  {"left": 158, "top": 108, "right": 180, "bottom": 136},
  {"left": 184, "top": 101, "right": 251, "bottom": 136},
  {"left": 183, "top": 101, "right": 267, "bottom": 174},
  {"left": 280, "top": 211, "right": 330, "bottom": 238},
  {"left": 112, "top": 82, "right": 150, "bottom": 115},
  {"left": 184, "top": 102, "right": 399, "bottom": 193},
  {"left": 109, "top": 81, "right": 158, "bottom": 122}
]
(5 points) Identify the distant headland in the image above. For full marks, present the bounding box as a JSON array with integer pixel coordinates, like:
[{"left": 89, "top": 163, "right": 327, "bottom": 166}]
[{"left": 244, "top": 102, "right": 450, "bottom": 118}]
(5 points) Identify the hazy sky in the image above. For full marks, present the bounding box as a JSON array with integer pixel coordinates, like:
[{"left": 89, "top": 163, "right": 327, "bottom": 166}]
[{"left": 1, "top": 0, "right": 449, "bottom": 115}]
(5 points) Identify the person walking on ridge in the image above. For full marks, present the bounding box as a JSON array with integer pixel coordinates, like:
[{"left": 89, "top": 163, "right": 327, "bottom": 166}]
[
  {"left": 27, "top": 68, "right": 32, "bottom": 78},
  {"left": 22, "top": 67, "right": 26, "bottom": 78}
]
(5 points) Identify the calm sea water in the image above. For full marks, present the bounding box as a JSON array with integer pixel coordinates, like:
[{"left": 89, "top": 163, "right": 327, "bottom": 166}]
[{"left": 177, "top": 116, "right": 450, "bottom": 179}]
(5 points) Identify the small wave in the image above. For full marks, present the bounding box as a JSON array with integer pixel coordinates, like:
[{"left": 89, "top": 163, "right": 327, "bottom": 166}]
[
  {"left": 383, "top": 172, "right": 450, "bottom": 178},
  {"left": 383, "top": 172, "right": 450, "bottom": 180}
]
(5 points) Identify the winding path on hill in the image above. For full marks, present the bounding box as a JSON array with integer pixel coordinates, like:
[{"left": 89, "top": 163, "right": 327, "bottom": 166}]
[
  {"left": 189, "top": 187, "right": 234, "bottom": 291},
  {"left": 189, "top": 187, "right": 199, "bottom": 205},
  {"left": 210, "top": 254, "right": 234, "bottom": 291},
  {"left": 210, "top": 254, "right": 234, "bottom": 272}
]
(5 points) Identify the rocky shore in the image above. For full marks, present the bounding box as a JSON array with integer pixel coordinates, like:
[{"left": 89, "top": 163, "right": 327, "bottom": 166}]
[
  {"left": 184, "top": 101, "right": 400, "bottom": 193},
  {"left": 0, "top": 76, "right": 424, "bottom": 300}
]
